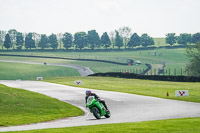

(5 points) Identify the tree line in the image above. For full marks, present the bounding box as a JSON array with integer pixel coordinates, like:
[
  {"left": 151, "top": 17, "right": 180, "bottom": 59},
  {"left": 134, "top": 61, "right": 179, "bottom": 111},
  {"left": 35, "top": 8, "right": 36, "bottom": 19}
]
[
  {"left": 0, "top": 28, "right": 200, "bottom": 50},
  {"left": 166, "top": 33, "right": 200, "bottom": 46}
]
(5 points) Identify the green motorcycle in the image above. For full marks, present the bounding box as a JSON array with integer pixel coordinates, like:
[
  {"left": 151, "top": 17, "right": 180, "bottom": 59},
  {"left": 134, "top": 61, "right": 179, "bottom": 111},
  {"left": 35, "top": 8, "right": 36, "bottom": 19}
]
[{"left": 86, "top": 96, "right": 111, "bottom": 119}]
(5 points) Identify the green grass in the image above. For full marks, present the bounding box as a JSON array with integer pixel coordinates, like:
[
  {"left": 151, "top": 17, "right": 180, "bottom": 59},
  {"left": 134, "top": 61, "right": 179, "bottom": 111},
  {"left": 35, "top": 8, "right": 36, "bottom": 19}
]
[
  {"left": 0, "top": 56, "right": 147, "bottom": 73},
  {"left": 6, "top": 117, "right": 200, "bottom": 133},
  {"left": 0, "top": 62, "right": 80, "bottom": 80},
  {"left": 45, "top": 76, "right": 200, "bottom": 103},
  {"left": 153, "top": 37, "right": 166, "bottom": 46},
  {"left": 0, "top": 48, "right": 189, "bottom": 75},
  {"left": 0, "top": 84, "right": 84, "bottom": 126}
]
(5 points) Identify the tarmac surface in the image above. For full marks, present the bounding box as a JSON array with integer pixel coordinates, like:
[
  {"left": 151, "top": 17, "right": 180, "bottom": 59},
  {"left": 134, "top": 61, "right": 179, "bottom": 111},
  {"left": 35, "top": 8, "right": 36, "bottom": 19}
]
[
  {"left": 0, "top": 60, "right": 93, "bottom": 77},
  {"left": 0, "top": 80, "right": 200, "bottom": 132}
]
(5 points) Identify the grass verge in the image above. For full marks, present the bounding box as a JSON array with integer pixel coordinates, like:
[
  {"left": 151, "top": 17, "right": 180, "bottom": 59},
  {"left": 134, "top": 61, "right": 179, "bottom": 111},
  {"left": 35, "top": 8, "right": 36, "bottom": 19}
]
[
  {"left": 0, "top": 62, "right": 80, "bottom": 80},
  {"left": 6, "top": 117, "right": 200, "bottom": 133},
  {"left": 45, "top": 76, "right": 200, "bottom": 103},
  {"left": 0, "top": 84, "right": 84, "bottom": 126}
]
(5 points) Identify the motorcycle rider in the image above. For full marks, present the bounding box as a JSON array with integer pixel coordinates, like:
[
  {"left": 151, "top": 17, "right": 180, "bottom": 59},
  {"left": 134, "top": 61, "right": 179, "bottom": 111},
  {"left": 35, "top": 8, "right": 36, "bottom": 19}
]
[{"left": 85, "top": 90, "right": 108, "bottom": 111}]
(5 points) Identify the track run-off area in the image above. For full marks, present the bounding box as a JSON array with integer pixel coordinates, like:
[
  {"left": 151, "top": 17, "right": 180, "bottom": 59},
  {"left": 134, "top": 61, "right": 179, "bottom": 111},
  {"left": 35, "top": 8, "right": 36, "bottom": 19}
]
[
  {"left": 0, "top": 60, "right": 93, "bottom": 77},
  {"left": 0, "top": 80, "right": 200, "bottom": 132}
]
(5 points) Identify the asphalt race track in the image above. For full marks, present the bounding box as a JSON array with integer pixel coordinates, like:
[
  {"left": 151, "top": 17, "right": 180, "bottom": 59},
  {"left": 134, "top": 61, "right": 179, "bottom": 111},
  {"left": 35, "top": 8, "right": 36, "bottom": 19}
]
[
  {"left": 0, "top": 60, "right": 93, "bottom": 77},
  {"left": 0, "top": 80, "right": 200, "bottom": 132}
]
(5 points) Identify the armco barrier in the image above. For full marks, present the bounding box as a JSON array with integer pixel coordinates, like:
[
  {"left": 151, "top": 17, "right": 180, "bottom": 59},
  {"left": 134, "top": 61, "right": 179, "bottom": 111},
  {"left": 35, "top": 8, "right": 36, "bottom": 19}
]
[{"left": 89, "top": 72, "right": 200, "bottom": 82}]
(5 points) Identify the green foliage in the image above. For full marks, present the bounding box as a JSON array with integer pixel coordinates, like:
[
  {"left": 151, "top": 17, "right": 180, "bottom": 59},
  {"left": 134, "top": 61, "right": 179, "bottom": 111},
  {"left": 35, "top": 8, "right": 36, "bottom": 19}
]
[
  {"left": 25, "top": 33, "right": 36, "bottom": 50},
  {"left": 101, "top": 32, "right": 111, "bottom": 49},
  {"left": 74, "top": 32, "right": 87, "bottom": 50},
  {"left": 0, "top": 84, "right": 84, "bottom": 126},
  {"left": 140, "top": 34, "right": 154, "bottom": 48},
  {"left": 12, "top": 117, "right": 200, "bottom": 133},
  {"left": 166, "top": 33, "right": 177, "bottom": 46},
  {"left": 38, "top": 34, "right": 49, "bottom": 49},
  {"left": 115, "top": 30, "right": 123, "bottom": 49},
  {"left": 128, "top": 33, "right": 140, "bottom": 48},
  {"left": 87, "top": 30, "right": 100, "bottom": 50},
  {"left": 16, "top": 32, "right": 24, "bottom": 50},
  {"left": 8, "top": 29, "right": 17, "bottom": 49},
  {"left": 3, "top": 34, "right": 11, "bottom": 49},
  {"left": 192, "top": 32, "right": 200, "bottom": 43},
  {"left": 62, "top": 32, "right": 73, "bottom": 49},
  {"left": 0, "top": 30, "right": 6, "bottom": 49},
  {"left": 118, "top": 26, "right": 132, "bottom": 49},
  {"left": 48, "top": 34, "right": 58, "bottom": 50},
  {"left": 186, "top": 42, "right": 200, "bottom": 76},
  {"left": 177, "top": 33, "right": 192, "bottom": 46}
]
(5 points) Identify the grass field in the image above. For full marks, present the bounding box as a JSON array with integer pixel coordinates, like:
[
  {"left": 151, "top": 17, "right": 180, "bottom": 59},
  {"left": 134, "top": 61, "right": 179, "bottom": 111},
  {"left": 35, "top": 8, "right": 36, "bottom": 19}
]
[
  {"left": 0, "top": 56, "right": 147, "bottom": 73},
  {"left": 0, "top": 62, "right": 80, "bottom": 80},
  {"left": 0, "top": 84, "right": 84, "bottom": 126},
  {"left": 0, "top": 48, "right": 189, "bottom": 75},
  {"left": 45, "top": 76, "right": 200, "bottom": 103},
  {"left": 6, "top": 117, "right": 200, "bottom": 133}
]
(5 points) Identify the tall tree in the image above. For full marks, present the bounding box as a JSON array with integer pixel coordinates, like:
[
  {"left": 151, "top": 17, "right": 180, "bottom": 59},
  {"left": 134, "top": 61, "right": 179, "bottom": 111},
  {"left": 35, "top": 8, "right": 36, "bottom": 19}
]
[
  {"left": 177, "top": 33, "right": 192, "bottom": 46},
  {"left": 25, "top": 33, "right": 36, "bottom": 50},
  {"left": 38, "top": 34, "right": 49, "bottom": 49},
  {"left": 74, "top": 32, "right": 87, "bottom": 50},
  {"left": 109, "top": 31, "right": 115, "bottom": 49},
  {"left": 192, "top": 33, "right": 200, "bottom": 43},
  {"left": 62, "top": 32, "right": 73, "bottom": 49},
  {"left": 127, "top": 33, "right": 140, "bottom": 48},
  {"left": 16, "top": 32, "right": 24, "bottom": 50},
  {"left": 57, "top": 33, "right": 63, "bottom": 49},
  {"left": 140, "top": 34, "right": 154, "bottom": 48},
  {"left": 166, "top": 33, "right": 177, "bottom": 46},
  {"left": 32, "top": 32, "right": 41, "bottom": 48},
  {"left": 101, "top": 32, "right": 111, "bottom": 49},
  {"left": 115, "top": 30, "right": 123, "bottom": 49},
  {"left": 3, "top": 34, "right": 11, "bottom": 50},
  {"left": 48, "top": 34, "right": 58, "bottom": 50},
  {"left": 87, "top": 30, "right": 100, "bottom": 50},
  {"left": 186, "top": 42, "right": 200, "bottom": 76},
  {"left": 0, "top": 30, "right": 7, "bottom": 49},
  {"left": 119, "top": 26, "right": 132, "bottom": 49},
  {"left": 8, "top": 29, "right": 17, "bottom": 49}
]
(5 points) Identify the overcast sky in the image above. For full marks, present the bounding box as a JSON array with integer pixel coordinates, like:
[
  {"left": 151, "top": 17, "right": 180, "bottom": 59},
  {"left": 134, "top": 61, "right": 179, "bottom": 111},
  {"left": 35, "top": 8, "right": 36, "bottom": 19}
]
[{"left": 0, "top": 0, "right": 199, "bottom": 37}]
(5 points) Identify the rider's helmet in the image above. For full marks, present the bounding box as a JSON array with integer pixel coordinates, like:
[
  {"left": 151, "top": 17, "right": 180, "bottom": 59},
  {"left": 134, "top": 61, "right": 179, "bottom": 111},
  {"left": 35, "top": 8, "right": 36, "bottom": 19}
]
[{"left": 86, "top": 90, "right": 92, "bottom": 96}]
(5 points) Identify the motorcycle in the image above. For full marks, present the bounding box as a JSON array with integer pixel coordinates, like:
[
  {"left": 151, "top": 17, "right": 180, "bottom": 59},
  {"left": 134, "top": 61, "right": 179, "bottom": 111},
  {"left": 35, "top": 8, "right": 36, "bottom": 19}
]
[{"left": 86, "top": 96, "right": 111, "bottom": 119}]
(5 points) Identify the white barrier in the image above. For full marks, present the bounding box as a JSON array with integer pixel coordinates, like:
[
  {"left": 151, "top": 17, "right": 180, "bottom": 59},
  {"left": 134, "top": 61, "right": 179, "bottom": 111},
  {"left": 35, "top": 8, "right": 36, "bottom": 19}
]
[
  {"left": 74, "top": 80, "right": 82, "bottom": 85},
  {"left": 175, "top": 90, "right": 189, "bottom": 97},
  {"left": 37, "top": 77, "right": 43, "bottom": 80}
]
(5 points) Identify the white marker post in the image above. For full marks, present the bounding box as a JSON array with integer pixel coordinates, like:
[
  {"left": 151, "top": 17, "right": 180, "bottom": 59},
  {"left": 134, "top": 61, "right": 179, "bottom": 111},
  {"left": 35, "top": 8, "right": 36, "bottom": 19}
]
[
  {"left": 74, "top": 80, "right": 82, "bottom": 85},
  {"left": 37, "top": 77, "right": 43, "bottom": 80},
  {"left": 175, "top": 90, "right": 189, "bottom": 97}
]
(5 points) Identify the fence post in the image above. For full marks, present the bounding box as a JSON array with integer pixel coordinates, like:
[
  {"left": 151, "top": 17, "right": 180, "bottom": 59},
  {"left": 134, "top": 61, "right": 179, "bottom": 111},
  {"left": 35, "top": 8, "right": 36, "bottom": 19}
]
[{"left": 169, "top": 68, "right": 170, "bottom": 76}]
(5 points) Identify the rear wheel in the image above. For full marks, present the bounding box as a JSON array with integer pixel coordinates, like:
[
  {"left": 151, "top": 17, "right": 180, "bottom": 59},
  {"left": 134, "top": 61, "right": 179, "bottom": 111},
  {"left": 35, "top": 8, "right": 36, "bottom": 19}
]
[
  {"left": 105, "top": 110, "right": 111, "bottom": 118},
  {"left": 92, "top": 107, "right": 101, "bottom": 119}
]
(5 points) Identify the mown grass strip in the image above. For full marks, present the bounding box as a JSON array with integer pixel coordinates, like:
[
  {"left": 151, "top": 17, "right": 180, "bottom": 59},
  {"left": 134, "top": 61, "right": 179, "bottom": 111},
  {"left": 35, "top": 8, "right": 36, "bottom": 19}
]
[
  {"left": 0, "top": 62, "right": 80, "bottom": 80},
  {"left": 7, "top": 117, "right": 200, "bottom": 133},
  {"left": 0, "top": 84, "right": 84, "bottom": 126},
  {"left": 45, "top": 76, "right": 200, "bottom": 103}
]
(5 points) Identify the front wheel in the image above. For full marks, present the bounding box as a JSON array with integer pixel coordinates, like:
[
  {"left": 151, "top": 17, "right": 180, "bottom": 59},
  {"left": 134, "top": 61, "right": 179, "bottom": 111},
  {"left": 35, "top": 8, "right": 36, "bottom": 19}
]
[
  {"left": 105, "top": 110, "right": 111, "bottom": 118},
  {"left": 92, "top": 107, "right": 101, "bottom": 119}
]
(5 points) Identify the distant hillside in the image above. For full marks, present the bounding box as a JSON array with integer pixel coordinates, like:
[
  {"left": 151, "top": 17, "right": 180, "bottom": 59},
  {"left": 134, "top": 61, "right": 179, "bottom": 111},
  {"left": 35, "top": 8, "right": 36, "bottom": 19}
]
[{"left": 153, "top": 38, "right": 166, "bottom": 46}]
